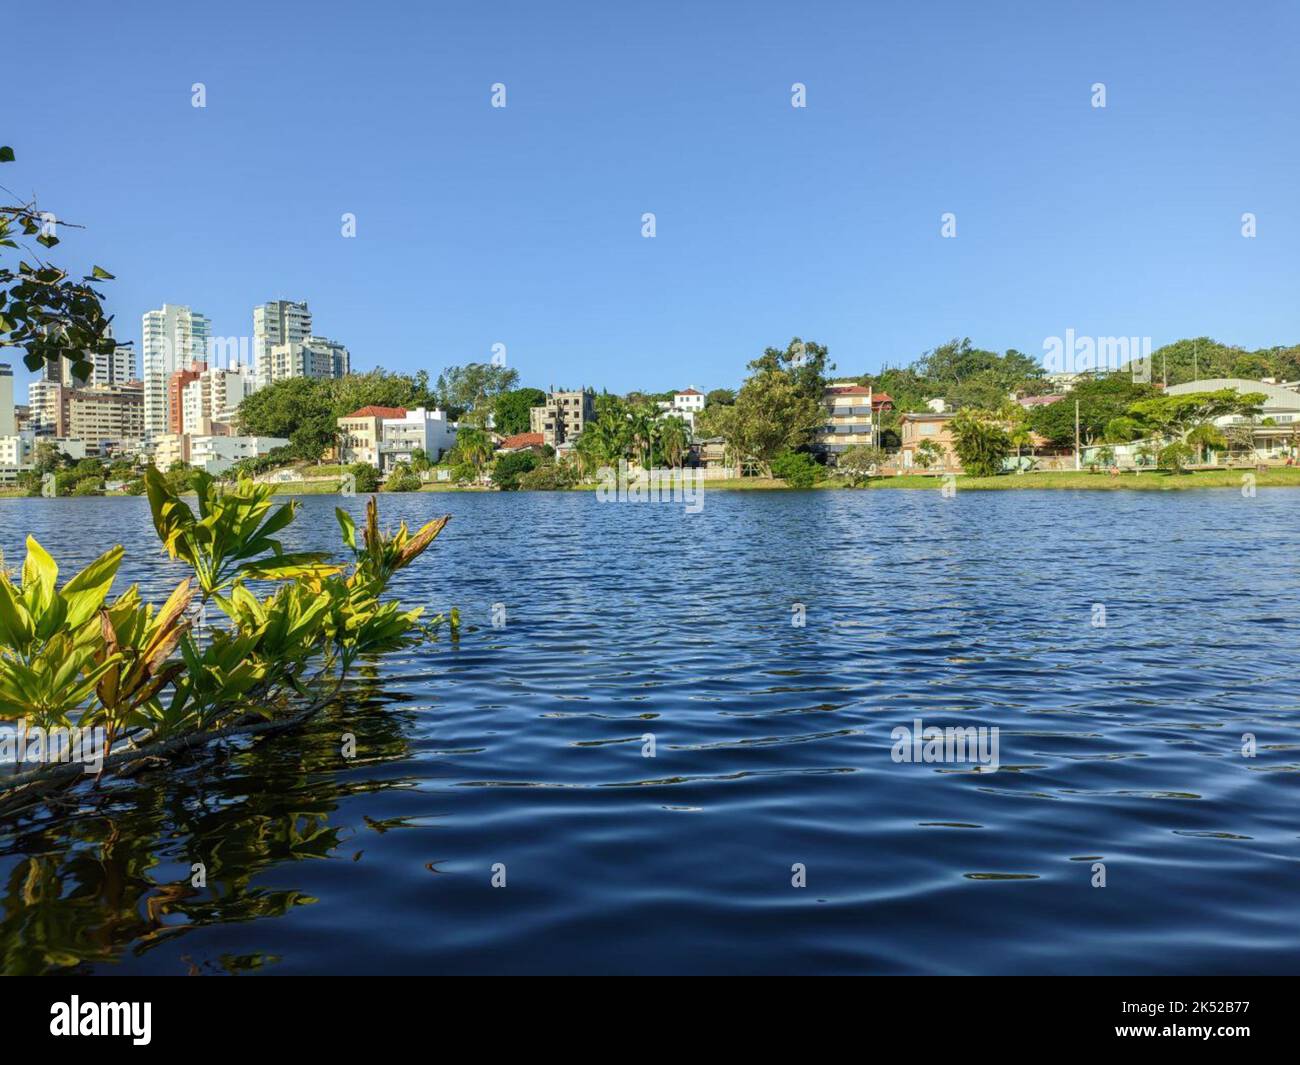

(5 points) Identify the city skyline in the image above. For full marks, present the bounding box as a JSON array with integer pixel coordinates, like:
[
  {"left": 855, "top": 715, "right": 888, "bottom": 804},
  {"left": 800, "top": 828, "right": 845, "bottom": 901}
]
[{"left": 5, "top": 1, "right": 1299, "bottom": 400}]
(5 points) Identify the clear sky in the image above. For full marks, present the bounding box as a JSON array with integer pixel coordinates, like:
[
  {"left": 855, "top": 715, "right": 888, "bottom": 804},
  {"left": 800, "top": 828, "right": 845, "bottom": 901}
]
[{"left": 5, "top": 0, "right": 1298, "bottom": 395}]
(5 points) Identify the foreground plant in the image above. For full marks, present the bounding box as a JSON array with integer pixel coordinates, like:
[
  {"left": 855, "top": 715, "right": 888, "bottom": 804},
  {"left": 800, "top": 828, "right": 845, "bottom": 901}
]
[{"left": 0, "top": 472, "right": 453, "bottom": 813}]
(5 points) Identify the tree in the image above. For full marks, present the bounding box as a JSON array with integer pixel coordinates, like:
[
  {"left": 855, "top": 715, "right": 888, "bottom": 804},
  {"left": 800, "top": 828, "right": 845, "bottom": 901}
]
[
  {"left": 492, "top": 450, "right": 538, "bottom": 490},
  {"left": 658, "top": 416, "right": 689, "bottom": 468},
  {"left": 493, "top": 387, "right": 546, "bottom": 435},
  {"left": 705, "top": 388, "right": 735, "bottom": 407},
  {"left": 771, "top": 450, "right": 825, "bottom": 488},
  {"left": 435, "top": 363, "right": 519, "bottom": 424},
  {"left": 745, "top": 338, "right": 833, "bottom": 401},
  {"left": 1126, "top": 388, "right": 1264, "bottom": 447},
  {"left": 453, "top": 427, "right": 494, "bottom": 477},
  {"left": 915, "top": 438, "right": 943, "bottom": 470},
  {"left": 1027, "top": 374, "right": 1156, "bottom": 447},
  {"left": 0, "top": 143, "right": 124, "bottom": 383},
  {"left": 384, "top": 464, "right": 422, "bottom": 492},
  {"left": 349, "top": 463, "right": 381, "bottom": 493},
  {"left": 700, "top": 359, "right": 823, "bottom": 474},
  {"left": 837, "top": 444, "right": 886, "bottom": 486},
  {"left": 950, "top": 409, "right": 1011, "bottom": 477},
  {"left": 1158, "top": 442, "right": 1194, "bottom": 472}
]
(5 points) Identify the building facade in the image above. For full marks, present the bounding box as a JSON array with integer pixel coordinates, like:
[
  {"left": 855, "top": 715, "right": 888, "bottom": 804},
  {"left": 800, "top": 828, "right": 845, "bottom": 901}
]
[
  {"left": 816, "top": 383, "right": 892, "bottom": 460},
  {"left": 529, "top": 388, "right": 596, "bottom": 448},
  {"left": 379, "top": 407, "right": 457, "bottom": 470},
  {"left": 254, "top": 300, "right": 313, "bottom": 388},
  {"left": 898, "top": 412, "right": 960, "bottom": 470},
  {"left": 262, "top": 336, "right": 350, "bottom": 384},
  {"left": 143, "top": 304, "right": 211, "bottom": 438}
]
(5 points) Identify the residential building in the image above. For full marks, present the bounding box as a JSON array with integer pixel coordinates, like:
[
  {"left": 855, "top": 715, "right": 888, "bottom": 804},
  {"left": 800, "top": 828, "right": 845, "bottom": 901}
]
[
  {"left": 153, "top": 433, "right": 190, "bottom": 470},
  {"left": 254, "top": 300, "right": 313, "bottom": 387},
  {"left": 142, "top": 304, "right": 211, "bottom": 438},
  {"left": 262, "top": 336, "right": 350, "bottom": 384},
  {"left": 64, "top": 383, "right": 144, "bottom": 450},
  {"left": 168, "top": 362, "right": 207, "bottom": 435},
  {"left": 529, "top": 388, "right": 595, "bottom": 448},
  {"left": 380, "top": 407, "right": 457, "bottom": 470},
  {"left": 0, "top": 363, "right": 13, "bottom": 437},
  {"left": 0, "top": 432, "right": 32, "bottom": 472},
  {"left": 816, "top": 382, "right": 893, "bottom": 460},
  {"left": 182, "top": 365, "right": 256, "bottom": 434},
  {"left": 337, "top": 405, "right": 456, "bottom": 470},
  {"left": 24, "top": 378, "right": 144, "bottom": 450},
  {"left": 898, "top": 412, "right": 960, "bottom": 470},
  {"left": 190, "top": 434, "right": 290, "bottom": 475},
  {"left": 338, "top": 405, "right": 407, "bottom": 468},
  {"left": 497, "top": 431, "right": 545, "bottom": 453},
  {"left": 671, "top": 388, "right": 705, "bottom": 413},
  {"left": 85, "top": 331, "right": 136, "bottom": 386},
  {"left": 1166, "top": 378, "right": 1300, "bottom": 458}
]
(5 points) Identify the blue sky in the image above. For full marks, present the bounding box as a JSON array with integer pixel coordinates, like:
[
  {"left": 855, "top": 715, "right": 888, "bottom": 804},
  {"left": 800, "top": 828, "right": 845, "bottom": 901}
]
[{"left": 5, "top": 0, "right": 1298, "bottom": 395}]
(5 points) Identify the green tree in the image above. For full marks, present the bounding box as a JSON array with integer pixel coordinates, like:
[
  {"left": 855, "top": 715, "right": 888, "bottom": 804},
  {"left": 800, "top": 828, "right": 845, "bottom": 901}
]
[
  {"left": 384, "top": 464, "right": 422, "bottom": 492},
  {"left": 1027, "top": 374, "right": 1157, "bottom": 447},
  {"left": 700, "top": 357, "right": 822, "bottom": 475},
  {"left": 950, "top": 409, "right": 1012, "bottom": 477},
  {"left": 658, "top": 416, "right": 689, "bottom": 468},
  {"left": 837, "top": 444, "right": 886, "bottom": 486},
  {"left": 493, "top": 387, "right": 547, "bottom": 435},
  {"left": 435, "top": 363, "right": 520, "bottom": 424},
  {"left": 770, "top": 450, "right": 825, "bottom": 488},
  {"left": 349, "top": 463, "right": 381, "bottom": 493},
  {"left": 492, "top": 451, "right": 538, "bottom": 490}
]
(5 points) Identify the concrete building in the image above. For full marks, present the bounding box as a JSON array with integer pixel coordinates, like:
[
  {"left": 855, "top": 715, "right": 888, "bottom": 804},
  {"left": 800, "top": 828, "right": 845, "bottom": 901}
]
[
  {"left": 529, "top": 388, "right": 596, "bottom": 448},
  {"left": 253, "top": 300, "right": 313, "bottom": 387},
  {"left": 24, "top": 378, "right": 144, "bottom": 450},
  {"left": 670, "top": 388, "right": 705, "bottom": 413},
  {"left": 379, "top": 408, "right": 457, "bottom": 470},
  {"left": 190, "top": 434, "right": 290, "bottom": 475},
  {"left": 182, "top": 365, "right": 256, "bottom": 434},
  {"left": 152, "top": 433, "right": 190, "bottom": 470},
  {"left": 168, "top": 362, "right": 207, "bottom": 435},
  {"left": 262, "top": 336, "right": 350, "bottom": 384},
  {"left": 898, "top": 412, "right": 960, "bottom": 470},
  {"left": 0, "top": 363, "right": 14, "bottom": 438},
  {"left": 142, "top": 304, "right": 211, "bottom": 438},
  {"left": 816, "top": 383, "right": 893, "bottom": 460},
  {"left": 338, "top": 405, "right": 456, "bottom": 470}
]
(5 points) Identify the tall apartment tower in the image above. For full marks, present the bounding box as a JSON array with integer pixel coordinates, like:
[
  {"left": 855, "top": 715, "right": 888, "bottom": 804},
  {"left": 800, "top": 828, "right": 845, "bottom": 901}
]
[
  {"left": 0, "top": 363, "right": 15, "bottom": 438},
  {"left": 88, "top": 330, "right": 137, "bottom": 386},
  {"left": 253, "top": 300, "right": 313, "bottom": 388},
  {"left": 142, "top": 305, "right": 211, "bottom": 438}
]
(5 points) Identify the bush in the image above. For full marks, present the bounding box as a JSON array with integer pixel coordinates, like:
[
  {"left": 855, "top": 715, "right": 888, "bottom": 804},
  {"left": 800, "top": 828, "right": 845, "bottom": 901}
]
[
  {"left": 492, "top": 451, "right": 539, "bottom": 491},
  {"left": 1158, "top": 442, "right": 1195, "bottom": 473},
  {"left": 71, "top": 477, "right": 103, "bottom": 497},
  {"left": 349, "top": 463, "right": 381, "bottom": 494},
  {"left": 770, "top": 450, "right": 824, "bottom": 488},
  {"left": 836, "top": 444, "right": 886, "bottom": 486},
  {"left": 518, "top": 462, "right": 576, "bottom": 490},
  {"left": 384, "top": 464, "right": 422, "bottom": 492},
  {"left": 950, "top": 411, "right": 1012, "bottom": 477}
]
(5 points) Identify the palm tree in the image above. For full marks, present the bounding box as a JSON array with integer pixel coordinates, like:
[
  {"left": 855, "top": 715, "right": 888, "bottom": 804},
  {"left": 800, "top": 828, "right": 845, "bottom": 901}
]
[
  {"left": 456, "top": 428, "right": 494, "bottom": 479},
  {"left": 659, "top": 416, "right": 689, "bottom": 468},
  {"left": 629, "top": 405, "right": 658, "bottom": 469}
]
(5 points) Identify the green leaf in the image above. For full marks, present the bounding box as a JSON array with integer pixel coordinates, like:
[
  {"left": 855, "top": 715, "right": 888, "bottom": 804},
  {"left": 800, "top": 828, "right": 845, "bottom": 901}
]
[
  {"left": 232, "top": 553, "right": 340, "bottom": 582},
  {"left": 90, "top": 265, "right": 115, "bottom": 280},
  {"left": 60, "top": 545, "right": 124, "bottom": 629},
  {"left": 335, "top": 508, "right": 357, "bottom": 550},
  {"left": 21, "top": 536, "right": 58, "bottom": 614},
  {"left": 0, "top": 146, "right": 13, "bottom": 163}
]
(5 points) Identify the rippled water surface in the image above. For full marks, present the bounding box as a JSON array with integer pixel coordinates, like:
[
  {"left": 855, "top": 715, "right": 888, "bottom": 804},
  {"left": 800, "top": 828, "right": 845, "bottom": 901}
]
[{"left": 1, "top": 489, "right": 1298, "bottom": 974}]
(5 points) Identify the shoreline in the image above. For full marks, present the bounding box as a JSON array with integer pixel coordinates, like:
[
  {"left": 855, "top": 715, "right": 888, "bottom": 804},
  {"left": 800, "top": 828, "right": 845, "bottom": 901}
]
[{"left": 4, "top": 467, "right": 1296, "bottom": 499}]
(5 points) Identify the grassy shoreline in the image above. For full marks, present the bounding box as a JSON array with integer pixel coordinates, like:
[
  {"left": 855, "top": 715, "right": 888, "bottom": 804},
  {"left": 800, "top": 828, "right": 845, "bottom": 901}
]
[{"left": 4, "top": 466, "right": 1296, "bottom": 500}]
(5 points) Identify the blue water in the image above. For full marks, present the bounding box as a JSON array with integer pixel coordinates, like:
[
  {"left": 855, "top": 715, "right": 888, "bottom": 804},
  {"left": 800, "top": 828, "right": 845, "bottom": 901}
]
[{"left": 1, "top": 488, "right": 1298, "bottom": 974}]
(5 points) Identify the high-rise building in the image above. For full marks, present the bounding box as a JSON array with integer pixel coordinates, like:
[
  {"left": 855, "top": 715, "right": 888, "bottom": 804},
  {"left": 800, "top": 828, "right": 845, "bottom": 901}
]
[
  {"left": 168, "top": 361, "right": 207, "bottom": 435},
  {"left": 253, "top": 300, "right": 313, "bottom": 387},
  {"left": 182, "top": 364, "right": 257, "bottom": 434},
  {"left": 262, "top": 336, "right": 350, "bottom": 384},
  {"left": 0, "top": 363, "right": 14, "bottom": 438},
  {"left": 143, "top": 305, "right": 211, "bottom": 438},
  {"left": 24, "top": 378, "right": 143, "bottom": 447},
  {"left": 86, "top": 332, "right": 136, "bottom": 387}
]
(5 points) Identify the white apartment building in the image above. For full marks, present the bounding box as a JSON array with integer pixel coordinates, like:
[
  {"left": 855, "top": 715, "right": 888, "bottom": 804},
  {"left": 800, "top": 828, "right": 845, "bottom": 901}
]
[
  {"left": 671, "top": 388, "right": 705, "bottom": 413},
  {"left": 142, "top": 304, "right": 211, "bottom": 438},
  {"left": 190, "top": 434, "right": 290, "bottom": 475},
  {"left": 181, "top": 365, "right": 257, "bottom": 434},
  {"left": 254, "top": 300, "right": 313, "bottom": 387},
  {"left": 379, "top": 407, "right": 457, "bottom": 471},
  {"left": 263, "top": 336, "right": 350, "bottom": 384}
]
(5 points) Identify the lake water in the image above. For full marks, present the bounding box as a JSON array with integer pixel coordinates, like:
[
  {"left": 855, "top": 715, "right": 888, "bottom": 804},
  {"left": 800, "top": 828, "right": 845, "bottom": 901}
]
[{"left": 1, "top": 488, "right": 1297, "bottom": 974}]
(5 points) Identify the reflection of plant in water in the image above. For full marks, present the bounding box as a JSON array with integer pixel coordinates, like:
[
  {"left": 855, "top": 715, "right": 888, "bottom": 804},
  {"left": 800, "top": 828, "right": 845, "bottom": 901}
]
[{"left": 0, "top": 677, "right": 420, "bottom": 974}]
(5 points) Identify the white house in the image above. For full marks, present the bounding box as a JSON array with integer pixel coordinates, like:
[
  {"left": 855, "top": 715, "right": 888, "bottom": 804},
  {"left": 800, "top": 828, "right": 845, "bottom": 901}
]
[
  {"left": 190, "top": 434, "right": 289, "bottom": 475},
  {"left": 378, "top": 407, "right": 457, "bottom": 471}
]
